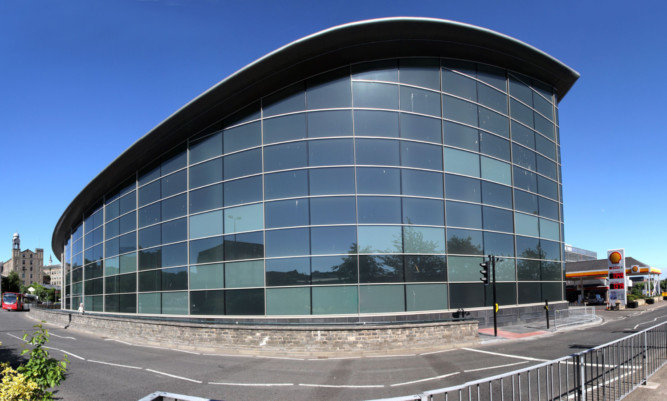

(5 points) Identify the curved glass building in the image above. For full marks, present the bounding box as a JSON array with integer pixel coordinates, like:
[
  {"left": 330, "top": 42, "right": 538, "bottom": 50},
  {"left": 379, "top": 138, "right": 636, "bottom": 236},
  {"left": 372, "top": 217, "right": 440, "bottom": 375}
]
[{"left": 53, "top": 18, "right": 578, "bottom": 320}]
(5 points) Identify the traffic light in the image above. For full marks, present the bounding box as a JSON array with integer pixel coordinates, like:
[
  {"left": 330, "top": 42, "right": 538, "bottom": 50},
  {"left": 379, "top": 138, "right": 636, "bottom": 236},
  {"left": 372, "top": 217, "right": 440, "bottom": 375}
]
[{"left": 479, "top": 260, "right": 490, "bottom": 285}]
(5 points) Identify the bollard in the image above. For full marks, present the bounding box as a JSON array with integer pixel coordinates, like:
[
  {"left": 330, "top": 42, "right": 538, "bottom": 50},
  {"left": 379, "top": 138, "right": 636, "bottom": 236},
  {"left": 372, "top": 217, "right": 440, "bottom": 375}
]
[{"left": 545, "top": 300, "right": 550, "bottom": 329}]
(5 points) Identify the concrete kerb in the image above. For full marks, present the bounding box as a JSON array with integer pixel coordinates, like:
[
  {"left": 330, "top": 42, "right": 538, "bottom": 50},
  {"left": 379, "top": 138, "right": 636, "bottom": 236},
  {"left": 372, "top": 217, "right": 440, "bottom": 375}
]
[{"left": 28, "top": 308, "right": 479, "bottom": 358}]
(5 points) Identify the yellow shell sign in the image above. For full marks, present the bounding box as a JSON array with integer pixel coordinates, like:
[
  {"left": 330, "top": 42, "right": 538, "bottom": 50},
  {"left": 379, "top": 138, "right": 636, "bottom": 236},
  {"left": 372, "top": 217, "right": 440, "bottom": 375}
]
[{"left": 609, "top": 251, "right": 622, "bottom": 264}]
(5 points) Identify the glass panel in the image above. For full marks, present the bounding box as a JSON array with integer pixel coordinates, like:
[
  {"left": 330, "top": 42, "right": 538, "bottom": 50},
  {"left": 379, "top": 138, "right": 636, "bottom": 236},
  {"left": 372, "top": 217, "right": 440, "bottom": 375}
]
[
  {"left": 514, "top": 167, "right": 537, "bottom": 193},
  {"left": 403, "top": 226, "right": 445, "bottom": 253},
  {"left": 494, "top": 258, "right": 516, "bottom": 281},
  {"left": 224, "top": 204, "right": 263, "bottom": 234},
  {"left": 223, "top": 231, "right": 263, "bottom": 261},
  {"left": 354, "top": 110, "right": 399, "bottom": 137},
  {"left": 401, "top": 141, "right": 442, "bottom": 170},
  {"left": 119, "top": 211, "right": 136, "bottom": 234},
  {"left": 307, "top": 110, "right": 353, "bottom": 138},
  {"left": 162, "top": 218, "right": 186, "bottom": 245},
  {"left": 352, "top": 82, "right": 398, "bottom": 109},
  {"left": 264, "top": 142, "right": 307, "bottom": 172},
  {"left": 311, "top": 256, "right": 358, "bottom": 284},
  {"left": 265, "top": 228, "right": 309, "bottom": 257},
  {"left": 478, "top": 84, "right": 507, "bottom": 114},
  {"left": 161, "top": 266, "right": 187, "bottom": 291},
  {"left": 446, "top": 201, "right": 482, "bottom": 229},
  {"left": 138, "top": 270, "right": 161, "bottom": 292},
  {"left": 308, "top": 138, "right": 354, "bottom": 166},
  {"left": 119, "top": 273, "right": 136, "bottom": 293},
  {"left": 359, "top": 285, "right": 405, "bottom": 313},
  {"left": 402, "top": 198, "right": 444, "bottom": 226},
  {"left": 161, "top": 194, "right": 186, "bottom": 221},
  {"left": 263, "top": 83, "right": 305, "bottom": 117},
  {"left": 511, "top": 99, "right": 534, "bottom": 127},
  {"left": 162, "top": 291, "right": 187, "bottom": 315},
  {"left": 406, "top": 284, "right": 447, "bottom": 311},
  {"left": 399, "top": 58, "right": 440, "bottom": 90},
  {"left": 190, "top": 132, "right": 222, "bottom": 165},
  {"left": 513, "top": 144, "right": 536, "bottom": 171},
  {"left": 448, "top": 255, "right": 484, "bottom": 281},
  {"left": 105, "top": 219, "right": 119, "bottom": 239},
  {"left": 161, "top": 242, "right": 187, "bottom": 267},
  {"left": 540, "top": 218, "right": 560, "bottom": 241},
  {"left": 223, "top": 149, "right": 261, "bottom": 180},
  {"left": 401, "top": 169, "right": 443, "bottom": 198},
  {"left": 445, "top": 174, "right": 480, "bottom": 202},
  {"left": 447, "top": 228, "right": 483, "bottom": 255},
  {"left": 399, "top": 86, "right": 440, "bottom": 116},
  {"left": 352, "top": 60, "right": 398, "bottom": 81},
  {"left": 190, "top": 210, "right": 223, "bottom": 239},
  {"left": 161, "top": 170, "right": 186, "bottom": 198},
  {"left": 479, "top": 107, "right": 509, "bottom": 137},
  {"left": 449, "top": 283, "right": 485, "bottom": 308},
  {"left": 138, "top": 293, "right": 161, "bottom": 314},
  {"left": 536, "top": 155, "right": 557, "bottom": 180},
  {"left": 306, "top": 69, "right": 352, "bottom": 109},
  {"left": 190, "top": 263, "right": 224, "bottom": 290},
  {"left": 139, "top": 225, "right": 160, "bottom": 250},
  {"left": 189, "top": 236, "right": 224, "bottom": 265},
  {"left": 538, "top": 176, "right": 559, "bottom": 200},
  {"left": 534, "top": 113, "right": 554, "bottom": 139},
  {"left": 106, "top": 199, "right": 119, "bottom": 222},
  {"left": 443, "top": 95, "right": 477, "bottom": 126},
  {"left": 119, "top": 232, "right": 136, "bottom": 254},
  {"left": 358, "top": 226, "right": 402, "bottom": 254},
  {"left": 266, "top": 288, "right": 311, "bottom": 315},
  {"left": 310, "top": 197, "right": 356, "bottom": 225},
  {"left": 225, "top": 260, "right": 264, "bottom": 288},
  {"left": 481, "top": 156, "right": 511, "bottom": 185},
  {"left": 310, "top": 226, "right": 356, "bottom": 255},
  {"left": 265, "top": 198, "right": 309, "bottom": 228},
  {"left": 309, "top": 167, "right": 355, "bottom": 196},
  {"left": 138, "top": 181, "right": 160, "bottom": 207},
  {"left": 359, "top": 255, "right": 403, "bottom": 283},
  {"left": 515, "top": 213, "right": 539, "bottom": 237},
  {"left": 105, "top": 257, "right": 119, "bottom": 276},
  {"left": 442, "top": 70, "right": 476, "bottom": 101},
  {"left": 518, "top": 282, "right": 542, "bottom": 304},
  {"left": 223, "top": 122, "right": 261, "bottom": 153},
  {"left": 542, "top": 282, "right": 562, "bottom": 302},
  {"left": 190, "top": 290, "right": 225, "bottom": 315},
  {"left": 443, "top": 121, "right": 479, "bottom": 151},
  {"left": 119, "top": 253, "right": 137, "bottom": 273},
  {"left": 482, "top": 206, "right": 514, "bottom": 233},
  {"left": 189, "top": 158, "right": 222, "bottom": 189},
  {"left": 224, "top": 176, "right": 262, "bottom": 206},
  {"left": 266, "top": 257, "right": 310, "bottom": 286},
  {"left": 511, "top": 121, "right": 535, "bottom": 149},
  {"left": 400, "top": 113, "right": 441, "bottom": 143},
  {"left": 515, "top": 189, "right": 539, "bottom": 215},
  {"left": 355, "top": 138, "right": 399, "bottom": 166},
  {"left": 483, "top": 232, "right": 515, "bottom": 257},
  {"left": 312, "top": 286, "right": 358, "bottom": 314},
  {"left": 444, "top": 148, "right": 480, "bottom": 177},
  {"left": 120, "top": 191, "right": 136, "bottom": 215},
  {"left": 539, "top": 197, "right": 559, "bottom": 220},
  {"left": 480, "top": 132, "right": 510, "bottom": 161},
  {"left": 189, "top": 184, "right": 222, "bottom": 214},
  {"left": 404, "top": 255, "right": 447, "bottom": 282},
  {"left": 356, "top": 167, "right": 400, "bottom": 195},
  {"left": 358, "top": 196, "right": 401, "bottom": 224},
  {"left": 225, "top": 289, "right": 264, "bottom": 315},
  {"left": 265, "top": 170, "right": 308, "bottom": 199},
  {"left": 535, "top": 134, "right": 556, "bottom": 160}
]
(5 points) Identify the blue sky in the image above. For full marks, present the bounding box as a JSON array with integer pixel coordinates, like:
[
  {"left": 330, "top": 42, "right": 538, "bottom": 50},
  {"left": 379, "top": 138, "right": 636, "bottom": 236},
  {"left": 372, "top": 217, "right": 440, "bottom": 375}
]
[{"left": 1, "top": 0, "right": 665, "bottom": 276}]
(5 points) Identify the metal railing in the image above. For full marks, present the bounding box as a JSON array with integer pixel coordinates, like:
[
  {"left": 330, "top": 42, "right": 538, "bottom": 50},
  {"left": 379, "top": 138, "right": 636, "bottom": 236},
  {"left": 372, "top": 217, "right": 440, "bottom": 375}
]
[
  {"left": 369, "top": 320, "right": 667, "bottom": 401},
  {"left": 555, "top": 306, "right": 597, "bottom": 328}
]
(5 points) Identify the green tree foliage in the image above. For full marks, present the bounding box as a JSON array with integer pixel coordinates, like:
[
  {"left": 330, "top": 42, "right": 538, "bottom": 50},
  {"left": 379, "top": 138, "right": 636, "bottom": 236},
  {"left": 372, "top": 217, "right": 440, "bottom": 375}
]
[
  {"left": 1, "top": 272, "right": 21, "bottom": 294},
  {"left": 17, "top": 324, "right": 68, "bottom": 401}
]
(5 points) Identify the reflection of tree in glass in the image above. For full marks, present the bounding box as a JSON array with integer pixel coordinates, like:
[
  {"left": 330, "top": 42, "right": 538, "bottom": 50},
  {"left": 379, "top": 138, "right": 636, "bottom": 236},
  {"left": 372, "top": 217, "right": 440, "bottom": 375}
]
[
  {"left": 446, "top": 235, "right": 482, "bottom": 255},
  {"left": 380, "top": 227, "right": 446, "bottom": 281},
  {"left": 331, "top": 243, "right": 360, "bottom": 283},
  {"left": 519, "top": 244, "right": 546, "bottom": 281}
]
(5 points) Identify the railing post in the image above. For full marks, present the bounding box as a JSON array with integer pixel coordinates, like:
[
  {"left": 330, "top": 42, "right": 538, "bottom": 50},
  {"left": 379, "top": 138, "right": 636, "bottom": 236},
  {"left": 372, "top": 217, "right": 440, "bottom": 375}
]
[
  {"left": 579, "top": 353, "right": 586, "bottom": 401},
  {"left": 643, "top": 330, "right": 648, "bottom": 385}
]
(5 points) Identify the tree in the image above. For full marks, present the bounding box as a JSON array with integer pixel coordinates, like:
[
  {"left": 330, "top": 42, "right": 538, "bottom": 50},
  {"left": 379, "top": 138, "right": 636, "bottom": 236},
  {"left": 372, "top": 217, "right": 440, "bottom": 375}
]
[{"left": 1, "top": 272, "right": 22, "bottom": 293}]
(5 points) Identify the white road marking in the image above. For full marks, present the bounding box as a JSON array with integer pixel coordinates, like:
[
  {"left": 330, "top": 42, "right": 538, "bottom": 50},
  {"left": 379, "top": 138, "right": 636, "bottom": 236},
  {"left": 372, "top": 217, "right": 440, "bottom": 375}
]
[
  {"left": 88, "top": 359, "right": 142, "bottom": 369},
  {"left": 104, "top": 339, "right": 132, "bottom": 345},
  {"left": 6, "top": 333, "right": 26, "bottom": 342},
  {"left": 299, "top": 383, "right": 384, "bottom": 389},
  {"left": 633, "top": 317, "right": 658, "bottom": 330},
  {"left": 209, "top": 382, "right": 293, "bottom": 387},
  {"left": 462, "top": 347, "right": 549, "bottom": 362},
  {"left": 368, "top": 354, "right": 416, "bottom": 358},
  {"left": 49, "top": 332, "right": 76, "bottom": 340},
  {"left": 146, "top": 368, "right": 203, "bottom": 384},
  {"left": 464, "top": 361, "right": 529, "bottom": 372},
  {"left": 58, "top": 349, "right": 85, "bottom": 360},
  {"left": 103, "top": 339, "right": 201, "bottom": 354},
  {"left": 419, "top": 349, "right": 455, "bottom": 356},
  {"left": 308, "top": 356, "right": 358, "bottom": 361},
  {"left": 262, "top": 356, "right": 304, "bottom": 361},
  {"left": 390, "top": 372, "right": 460, "bottom": 387}
]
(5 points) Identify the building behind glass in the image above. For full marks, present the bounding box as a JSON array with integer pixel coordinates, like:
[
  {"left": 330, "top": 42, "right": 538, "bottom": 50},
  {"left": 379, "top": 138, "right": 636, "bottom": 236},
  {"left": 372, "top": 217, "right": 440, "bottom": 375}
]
[{"left": 53, "top": 18, "right": 578, "bottom": 320}]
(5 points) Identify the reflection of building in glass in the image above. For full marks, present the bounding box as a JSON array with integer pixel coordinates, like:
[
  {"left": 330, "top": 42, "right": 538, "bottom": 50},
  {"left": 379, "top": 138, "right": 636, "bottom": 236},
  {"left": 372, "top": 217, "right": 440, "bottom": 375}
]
[
  {"left": 564, "top": 244, "right": 597, "bottom": 262},
  {"left": 53, "top": 18, "right": 578, "bottom": 319}
]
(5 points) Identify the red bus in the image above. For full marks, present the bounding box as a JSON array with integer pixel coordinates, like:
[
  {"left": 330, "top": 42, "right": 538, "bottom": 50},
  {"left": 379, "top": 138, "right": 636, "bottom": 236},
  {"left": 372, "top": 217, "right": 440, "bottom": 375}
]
[{"left": 1, "top": 292, "right": 25, "bottom": 311}]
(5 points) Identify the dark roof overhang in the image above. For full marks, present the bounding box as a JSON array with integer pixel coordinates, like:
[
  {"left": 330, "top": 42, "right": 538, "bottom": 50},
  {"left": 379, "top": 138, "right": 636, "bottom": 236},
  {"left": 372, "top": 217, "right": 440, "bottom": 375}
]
[{"left": 52, "top": 17, "right": 579, "bottom": 259}]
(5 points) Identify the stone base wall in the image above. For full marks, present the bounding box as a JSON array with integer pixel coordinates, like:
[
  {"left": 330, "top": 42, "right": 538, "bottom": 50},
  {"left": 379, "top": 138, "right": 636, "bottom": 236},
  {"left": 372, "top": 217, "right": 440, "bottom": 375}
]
[{"left": 30, "top": 309, "right": 478, "bottom": 356}]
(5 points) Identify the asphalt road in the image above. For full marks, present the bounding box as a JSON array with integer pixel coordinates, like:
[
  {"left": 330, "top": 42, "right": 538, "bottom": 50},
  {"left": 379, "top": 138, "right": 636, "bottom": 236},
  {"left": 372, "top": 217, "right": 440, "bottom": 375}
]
[{"left": 1, "top": 304, "right": 665, "bottom": 401}]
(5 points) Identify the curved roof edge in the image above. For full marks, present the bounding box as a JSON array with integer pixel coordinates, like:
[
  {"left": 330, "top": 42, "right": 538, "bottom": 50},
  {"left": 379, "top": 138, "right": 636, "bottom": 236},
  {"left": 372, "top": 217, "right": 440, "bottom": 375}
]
[{"left": 52, "top": 17, "right": 579, "bottom": 258}]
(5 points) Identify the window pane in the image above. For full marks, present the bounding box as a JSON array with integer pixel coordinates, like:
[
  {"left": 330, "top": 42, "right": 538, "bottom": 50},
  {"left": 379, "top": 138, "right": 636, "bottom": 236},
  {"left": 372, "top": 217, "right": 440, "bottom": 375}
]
[
  {"left": 356, "top": 138, "right": 399, "bottom": 166},
  {"left": 307, "top": 110, "right": 353, "bottom": 137},
  {"left": 481, "top": 156, "right": 511, "bottom": 185},
  {"left": 513, "top": 144, "right": 536, "bottom": 171},
  {"left": 311, "top": 226, "right": 356, "bottom": 255},
  {"left": 189, "top": 236, "right": 224, "bottom": 264},
  {"left": 223, "top": 231, "right": 264, "bottom": 261},
  {"left": 352, "top": 82, "right": 398, "bottom": 109},
  {"left": 138, "top": 270, "right": 161, "bottom": 292},
  {"left": 516, "top": 213, "right": 539, "bottom": 237},
  {"left": 483, "top": 231, "right": 515, "bottom": 257},
  {"left": 400, "top": 86, "right": 440, "bottom": 116},
  {"left": 223, "top": 122, "right": 261, "bottom": 153},
  {"left": 518, "top": 282, "right": 542, "bottom": 304},
  {"left": 138, "top": 203, "right": 160, "bottom": 228},
  {"left": 540, "top": 218, "right": 560, "bottom": 241},
  {"left": 307, "top": 69, "right": 351, "bottom": 109},
  {"left": 138, "top": 293, "right": 161, "bottom": 314},
  {"left": 119, "top": 252, "right": 137, "bottom": 273},
  {"left": 401, "top": 141, "right": 442, "bottom": 170},
  {"left": 534, "top": 113, "right": 554, "bottom": 139},
  {"left": 536, "top": 155, "right": 557, "bottom": 180},
  {"left": 400, "top": 113, "right": 441, "bottom": 143},
  {"left": 161, "top": 194, "right": 186, "bottom": 221},
  {"left": 161, "top": 242, "right": 186, "bottom": 267},
  {"left": 266, "top": 257, "right": 310, "bottom": 286},
  {"left": 312, "top": 286, "right": 358, "bottom": 314},
  {"left": 535, "top": 134, "right": 556, "bottom": 160},
  {"left": 189, "top": 263, "right": 224, "bottom": 290},
  {"left": 264, "top": 142, "right": 307, "bottom": 172},
  {"left": 263, "top": 83, "right": 305, "bottom": 117},
  {"left": 189, "top": 158, "right": 222, "bottom": 189},
  {"left": 308, "top": 138, "right": 354, "bottom": 166},
  {"left": 443, "top": 121, "right": 479, "bottom": 151},
  {"left": 478, "top": 84, "right": 507, "bottom": 114},
  {"left": 352, "top": 60, "right": 398, "bottom": 81},
  {"left": 354, "top": 110, "right": 399, "bottom": 137},
  {"left": 119, "top": 211, "right": 136, "bottom": 234},
  {"left": 311, "top": 256, "right": 358, "bottom": 284},
  {"left": 358, "top": 226, "right": 402, "bottom": 254},
  {"left": 359, "top": 255, "right": 404, "bottom": 283},
  {"left": 444, "top": 148, "right": 480, "bottom": 177},
  {"left": 162, "top": 266, "right": 187, "bottom": 291},
  {"left": 190, "top": 132, "right": 222, "bottom": 165},
  {"left": 448, "top": 255, "right": 484, "bottom": 281},
  {"left": 443, "top": 70, "right": 476, "bottom": 100},
  {"left": 265, "top": 228, "right": 309, "bottom": 257},
  {"left": 399, "top": 58, "right": 440, "bottom": 90},
  {"left": 224, "top": 204, "right": 263, "bottom": 234},
  {"left": 480, "top": 132, "right": 510, "bottom": 161},
  {"left": 358, "top": 196, "right": 401, "bottom": 224},
  {"left": 402, "top": 198, "right": 444, "bottom": 226},
  {"left": 310, "top": 197, "right": 356, "bottom": 225},
  {"left": 190, "top": 210, "right": 223, "bottom": 239},
  {"left": 511, "top": 121, "right": 535, "bottom": 149},
  {"left": 138, "top": 181, "right": 160, "bottom": 207},
  {"left": 404, "top": 255, "right": 447, "bottom": 282},
  {"left": 479, "top": 107, "right": 509, "bottom": 137},
  {"left": 402, "top": 169, "right": 443, "bottom": 197},
  {"left": 539, "top": 197, "right": 559, "bottom": 220},
  {"left": 482, "top": 181, "right": 512, "bottom": 208},
  {"left": 161, "top": 170, "right": 186, "bottom": 198},
  {"left": 517, "top": 236, "right": 540, "bottom": 260},
  {"left": 224, "top": 176, "right": 262, "bottom": 206},
  {"left": 511, "top": 99, "right": 533, "bottom": 127},
  {"left": 406, "top": 284, "right": 447, "bottom": 311},
  {"left": 403, "top": 226, "right": 445, "bottom": 253},
  {"left": 514, "top": 167, "right": 537, "bottom": 193},
  {"left": 225, "top": 260, "right": 264, "bottom": 288},
  {"left": 224, "top": 149, "right": 261, "bottom": 180},
  {"left": 309, "top": 167, "right": 355, "bottom": 195},
  {"left": 445, "top": 174, "right": 480, "bottom": 202},
  {"left": 162, "top": 291, "right": 187, "bottom": 315},
  {"left": 265, "top": 170, "right": 308, "bottom": 200},
  {"left": 483, "top": 206, "right": 513, "bottom": 232},
  {"left": 265, "top": 198, "right": 309, "bottom": 228},
  {"left": 189, "top": 184, "right": 222, "bottom": 214},
  {"left": 443, "top": 95, "right": 477, "bottom": 126},
  {"left": 538, "top": 176, "right": 559, "bottom": 200},
  {"left": 266, "top": 288, "right": 311, "bottom": 315},
  {"left": 190, "top": 290, "right": 225, "bottom": 315},
  {"left": 449, "top": 283, "right": 485, "bottom": 308},
  {"left": 446, "top": 201, "right": 482, "bottom": 229},
  {"left": 359, "top": 285, "right": 405, "bottom": 313},
  {"left": 447, "top": 228, "right": 483, "bottom": 255},
  {"left": 357, "top": 167, "right": 400, "bottom": 195},
  {"left": 225, "top": 289, "right": 264, "bottom": 315},
  {"left": 120, "top": 192, "right": 136, "bottom": 215}
]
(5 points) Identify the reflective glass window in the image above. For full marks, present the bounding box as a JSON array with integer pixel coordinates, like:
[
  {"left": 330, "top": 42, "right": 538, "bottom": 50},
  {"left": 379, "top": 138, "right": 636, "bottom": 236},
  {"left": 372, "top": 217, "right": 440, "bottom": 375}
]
[
  {"left": 138, "top": 292, "right": 160, "bottom": 313},
  {"left": 189, "top": 158, "right": 222, "bottom": 189},
  {"left": 483, "top": 206, "right": 513, "bottom": 233},
  {"left": 223, "top": 149, "right": 261, "bottom": 180},
  {"left": 223, "top": 231, "right": 264, "bottom": 261},
  {"left": 224, "top": 204, "right": 263, "bottom": 234},
  {"left": 161, "top": 170, "right": 186, "bottom": 198},
  {"left": 189, "top": 236, "right": 224, "bottom": 265},
  {"left": 442, "top": 70, "right": 476, "bottom": 101},
  {"left": 540, "top": 218, "right": 560, "bottom": 241},
  {"left": 443, "top": 95, "right": 478, "bottom": 126},
  {"left": 535, "top": 134, "right": 556, "bottom": 160},
  {"left": 480, "top": 132, "right": 510, "bottom": 161},
  {"left": 162, "top": 291, "right": 187, "bottom": 315},
  {"left": 306, "top": 69, "right": 351, "bottom": 109},
  {"left": 308, "top": 138, "right": 354, "bottom": 166},
  {"left": 443, "top": 121, "right": 478, "bottom": 151},
  {"left": 352, "top": 60, "right": 398, "bottom": 81},
  {"left": 307, "top": 110, "right": 353, "bottom": 138},
  {"left": 263, "top": 83, "right": 305, "bottom": 117},
  {"left": 266, "top": 257, "right": 310, "bottom": 286},
  {"left": 105, "top": 219, "right": 119, "bottom": 239},
  {"left": 403, "top": 226, "right": 445, "bottom": 253},
  {"left": 161, "top": 194, "right": 186, "bottom": 221},
  {"left": 225, "top": 260, "right": 264, "bottom": 288},
  {"left": 515, "top": 190, "right": 539, "bottom": 215},
  {"left": 310, "top": 197, "right": 356, "bottom": 225},
  {"left": 513, "top": 144, "right": 536, "bottom": 171},
  {"left": 119, "top": 211, "right": 136, "bottom": 234},
  {"left": 444, "top": 148, "right": 480, "bottom": 177},
  {"left": 401, "top": 169, "right": 443, "bottom": 198},
  {"left": 162, "top": 266, "right": 187, "bottom": 291},
  {"left": 311, "top": 256, "right": 358, "bottom": 284},
  {"left": 401, "top": 141, "right": 442, "bottom": 170},
  {"left": 162, "top": 218, "right": 186, "bottom": 244},
  {"left": 511, "top": 121, "right": 535, "bottom": 149},
  {"left": 518, "top": 282, "right": 542, "bottom": 304},
  {"left": 356, "top": 167, "right": 400, "bottom": 195},
  {"left": 533, "top": 92, "right": 553, "bottom": 120},
  {"left": 119, "top": 232, "right": 136, "bottom": 254},
  {"left": 355, "top": 138, "right": 400, "bottom": 166},
  {"left": 537, "top": 155, "right": 557, "bottom": 180},
  {"left": 538, "top": 197, "right": 559, "bottom": 220},
  {"left": 161, "top": 242, "right": 186, "bottom": 267},
  {"left": 399, "top": 86, "right": 440, "bottom": 116},
  {"left": 190, "top": 132, "right": 222, "bottom": 165},
  {"left": 478, "top": 84, "right": 507, "bottom": 114},
  {"left": 407, "top": 284, "right": 447, "bottom": 311},
  {"left": 538, "top": 176, "right": 559, "bottom": 200},
  {"left": 446, "top": 201, "right": 482, "bottom": 229},
  {"left": 448, "top": 255, "right": 485, "bottom": 281},
  {"left": 225, "top": 289, "right": 264, "bottom": 315},
  {"left": 358, "top": 226, "right": 402, "bottom": 254},
  {"left": 354, "top": 110, "right": 399, "bottom": 137},
  {"left": 309, "top": 167, "right": 356, "bottom": 196},
  {"left": 106, "top": 199, "right": 119, "bottom": 222},
  {"left": 509, "top": 76, "right": 532, "bottom": 105},
  {"left": 105, "top": 257, "right": 119, "bottom": 276},
  {"left": 190, "top": 210, "right": 223, "bottom": 239},
  {"left": 477, "top": 65, "right": 506, "bottom": 92},
  {"left": 534, "top": 113, "right": 554, "bottom": 139},
  {"left": 119, "top": 191, "right": 136, "bottom": 215},
  {"left": 359, "top": 255, "right": 404, "bottom": 283},
  {"left": 450, "top": 283, "right": 485, "bottom": 308},
  {"left": 223, "top": 122, "right": 261, "bottom": 154},
  {"left": 540, "top": 239, "right": 561, "bottom": 261},
  {"left": 265, "top": 198, "right": 309, "bottom": 228},
  {"left": 514, "top": 167, "right": 537, "bottom": 193},
  {"left": 189, "top": 184, "right": 223, "bottom": 214},
  {"left": 445, "top": 174, "right": 480, "bottom": 202},
  {"left": 120, "top": 253, "right": 137, "bottom": 273},
  {"left": 265, "top": 228, "right": 309, "bottom": 257},
  {"left": 312, "top": 286, "right": 358, "bottom": 314},
  {"left": 359, "top": 285, "right": 404, "bottom": 313},
  {"left": 267, "top": 288, "right": 311, "bottom": 315},
  {"left": 479, "top": 107, "right": 510, "bottom": 137},
  {"left": 264, "top": 114, "right": 307, "bottom": 145},
  {"left": 311, "top": 226, "right": 356, "bottom": 255},
  {"left": 352, "top": 82, "right": 398, "bottom": 110},
  {"left": 447, "top": 228, "right": 483, "bottom": 255},
  {"left": 190, "top": 290, "right": 224, "bottom": 315},
  {"left": 483, "top": 231, "right": 515, "bottom": 257},
  {"left": 265, "top": 170, "right": 308, "bottom": 199},
  {"left": 402, "top": 198, "right": 444, "bottom": 226},
  {"left": 481, "top": 156, "right": 511, "bottom": 185},
  {"left": 515, "top": 213, "right": 539, "bottom": 237},
  {"left": 138, "top": 270, "right": 160, "bottom": 292},
  {"left": 510, "top": 99, "right": 534, "bottom": 128},
  {"left": 224, "top": 176, "right": 262, "bottom": 206},
  {"left": 138, "top": 203, "right": 160, "bottom": 228},
  {"left": 400, "top": 113, "right": 441, "bottom": 143},
  {"left": 541, "top": 282, "right": 562, "bottom": 302},
  {"left": 404, "top": 255, "right": 447, "bottom": 282},
  {"left": 190, "top": 263, "right": 224, "bottom": 290},
  {"left": 138, "top": 181, "right": 160, "bottom": 207},
  {"left": 358, "top": 196, "right": 401, "bottom": 224},
  {"left": 264, "top": 142, "right": 307, "bottom": 172},
  {"left": 399, "top": 58, "right": 440, "bottom": 90}
]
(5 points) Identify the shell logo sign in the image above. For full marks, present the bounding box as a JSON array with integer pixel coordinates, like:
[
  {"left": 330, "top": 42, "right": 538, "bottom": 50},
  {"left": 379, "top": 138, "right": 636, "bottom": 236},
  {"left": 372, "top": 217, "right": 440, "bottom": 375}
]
[
  {"left": 609, "top": 251, "right": 622, "bottom": 264},
  {"left": 631, "top": 265, "right": 640, "bottom": 274}
]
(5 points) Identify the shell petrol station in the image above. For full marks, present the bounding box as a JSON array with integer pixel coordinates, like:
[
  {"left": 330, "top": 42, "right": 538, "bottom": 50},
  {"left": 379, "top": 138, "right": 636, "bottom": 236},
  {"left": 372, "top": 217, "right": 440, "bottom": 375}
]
[{"left": 566, "top": 250, "right": 662, "bottom": 307}]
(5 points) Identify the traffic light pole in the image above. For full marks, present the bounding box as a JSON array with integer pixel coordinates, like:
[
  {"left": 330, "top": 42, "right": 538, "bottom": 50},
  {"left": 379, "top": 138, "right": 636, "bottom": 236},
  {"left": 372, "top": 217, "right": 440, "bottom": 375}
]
[{"left": 491, "top": 255, "right": 498, "bottom": 338}]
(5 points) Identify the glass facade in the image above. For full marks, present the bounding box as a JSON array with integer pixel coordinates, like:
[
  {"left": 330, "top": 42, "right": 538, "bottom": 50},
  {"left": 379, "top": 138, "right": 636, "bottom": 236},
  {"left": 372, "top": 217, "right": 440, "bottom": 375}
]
[{"left": 61, "top": 57, "right": 564, "bottom": 317}]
